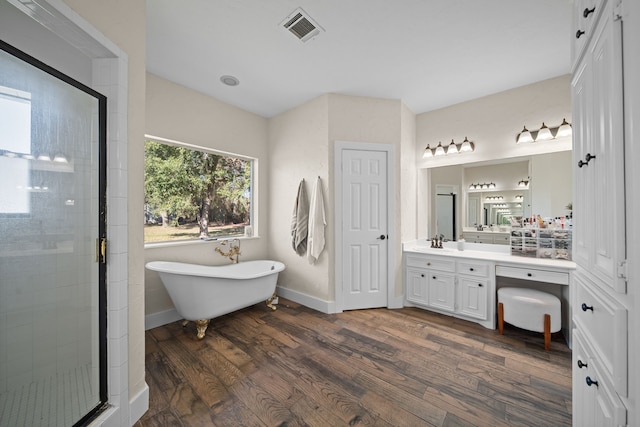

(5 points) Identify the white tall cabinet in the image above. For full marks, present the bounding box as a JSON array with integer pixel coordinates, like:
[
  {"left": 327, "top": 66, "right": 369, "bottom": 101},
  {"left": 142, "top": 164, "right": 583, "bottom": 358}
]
[{"left": 571, "top": 0, "right": 630, "bottom": 425}]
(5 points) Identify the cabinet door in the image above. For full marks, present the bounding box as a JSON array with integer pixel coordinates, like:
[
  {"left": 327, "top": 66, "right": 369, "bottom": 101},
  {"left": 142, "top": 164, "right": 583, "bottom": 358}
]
[
  {"left": 406, "top": 268, "right": 428, "bottom": 305},
  {"left": 588, "top": 8, "right": 625, "bottom": 293},
  {"left": 572, "top": 1, "right": 626, "bottom": 294},
  {"left": 428, "top": 272, "right": 455, "bottom": 312},
  {"left": 458, "top": 277, "right": 488, "bottom": 320},
  {"left": 572, "top": 330, "right": 594, "bottom": 427}
]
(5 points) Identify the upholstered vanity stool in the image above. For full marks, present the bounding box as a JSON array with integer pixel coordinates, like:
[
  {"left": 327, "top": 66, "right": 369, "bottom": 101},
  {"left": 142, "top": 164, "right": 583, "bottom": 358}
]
[{"left": 498, "top": 287, "right": 561, "bottom": 350}]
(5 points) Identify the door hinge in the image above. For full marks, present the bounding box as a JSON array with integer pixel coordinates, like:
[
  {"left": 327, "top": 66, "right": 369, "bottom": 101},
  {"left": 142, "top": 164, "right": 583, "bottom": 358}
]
[
  {"left": 617, "top": 260, "right": 627, "bottom": 280},
  {"left": 96, "top": 237, "right": 107, "bottom": 264},
  {"left": 614, "top": 0, "right": 623, "bottom": 21}
]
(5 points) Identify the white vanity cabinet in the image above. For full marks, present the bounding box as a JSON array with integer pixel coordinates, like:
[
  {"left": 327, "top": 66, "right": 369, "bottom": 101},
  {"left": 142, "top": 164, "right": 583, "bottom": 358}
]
[
  {"left": 405, "top": 253, "right": 456, "bottom": 310},
  {"left": 457, "top": 260, "right": 491, "bottom": 322},
  {"left": 404, "top": 253, "right": 494, "bottom": 328},
  {"left": 571, "top": 0, "right": 629, "bottom": 424}
]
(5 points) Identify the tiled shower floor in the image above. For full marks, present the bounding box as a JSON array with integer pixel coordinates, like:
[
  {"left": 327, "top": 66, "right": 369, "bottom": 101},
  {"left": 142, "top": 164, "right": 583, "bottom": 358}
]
[{"left": 0, "top": 364, "right": 96, "bottom": 427}]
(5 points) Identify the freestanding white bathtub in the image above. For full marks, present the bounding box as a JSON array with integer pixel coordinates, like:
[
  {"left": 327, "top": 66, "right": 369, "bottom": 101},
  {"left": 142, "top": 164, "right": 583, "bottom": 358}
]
[{"left": 146, "top": 260, "right": 285, "bottom": 339}]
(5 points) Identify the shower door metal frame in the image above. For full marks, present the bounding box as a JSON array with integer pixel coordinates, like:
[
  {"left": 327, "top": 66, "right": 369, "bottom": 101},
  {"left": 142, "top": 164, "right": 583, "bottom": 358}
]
[{"left": 0, "top": 39, "right": 108, "bottom": 426}]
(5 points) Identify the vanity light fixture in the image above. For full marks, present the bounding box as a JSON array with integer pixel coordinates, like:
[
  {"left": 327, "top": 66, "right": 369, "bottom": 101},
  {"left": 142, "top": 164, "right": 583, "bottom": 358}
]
[
  {"left": 536, "top": 122, "right": 553, "bottom": 141},
  {"left": 447, "top": 139, "right": 458, "bottom": 154},
  {"left": 460, "top": 137, "right": 474, "bottom": 152},
  {"left": 516, "top": 126, "right": 534, "bottom": 144},
  {"left": 515, "top": 194, "right": 524, "bottom": 200},
  {"left": 423, "top": 137, "right": 475, "bottom": 158},
  {"left": 37, "top": 154, "right": 51, "bottom": 162},
  {"left": 518, "top": 179, "right": 529, "bottom": 188},
  {"left": 516, "top": 119, "right": 572, "bottom": 144},
  {"left": 557, "top": 118, "right": 573, "bottom": 137}
]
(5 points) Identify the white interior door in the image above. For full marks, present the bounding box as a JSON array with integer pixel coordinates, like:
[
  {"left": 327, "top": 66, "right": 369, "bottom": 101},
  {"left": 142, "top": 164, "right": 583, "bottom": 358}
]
[{"left": 340, "top": 148, "right": 388, "bottom": 310}]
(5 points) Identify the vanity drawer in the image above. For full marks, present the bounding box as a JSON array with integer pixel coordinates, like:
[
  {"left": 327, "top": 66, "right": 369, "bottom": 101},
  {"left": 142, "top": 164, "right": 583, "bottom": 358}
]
[
  {"left": 457, "top": 260, "right": 490, "bottom": 278},
  {"left": 405, "top": 254, "right": 455, "bottom": 272},
  {"left": 462, "top": 233, "right": 493, "bottom": 244},
  {"left": 495, "top": 265, "right": 569, "bottom": 285}
]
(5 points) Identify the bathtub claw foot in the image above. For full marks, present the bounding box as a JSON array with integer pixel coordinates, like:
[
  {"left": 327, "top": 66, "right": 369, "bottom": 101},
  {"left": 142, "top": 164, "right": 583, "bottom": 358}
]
[
  {"left": 266, "top": 293, "right": 279, "bottom": 311},
  {"left": 195, "top": 319, "right": 210, "bottom": 340}
]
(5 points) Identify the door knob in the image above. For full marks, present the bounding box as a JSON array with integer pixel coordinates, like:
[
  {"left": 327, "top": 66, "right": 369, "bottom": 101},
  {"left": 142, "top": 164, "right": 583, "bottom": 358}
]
[{"left": 377, "top": 234, "right": 387, "bottom": 240}]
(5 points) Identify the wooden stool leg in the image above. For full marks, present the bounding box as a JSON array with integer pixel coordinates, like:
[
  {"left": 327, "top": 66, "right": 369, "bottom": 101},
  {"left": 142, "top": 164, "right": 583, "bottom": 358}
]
[
  {"left": 544, "top": 314, "right": 551, "bottom": 351},
  {"left": 498, "top": 302, "right": 504, "bottom": 335}
]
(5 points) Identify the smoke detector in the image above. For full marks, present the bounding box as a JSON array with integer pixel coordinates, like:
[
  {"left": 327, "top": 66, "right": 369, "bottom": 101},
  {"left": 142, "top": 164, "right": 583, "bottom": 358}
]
[{"left": 280, "top": 8, "right": 324, "bottom": 43}]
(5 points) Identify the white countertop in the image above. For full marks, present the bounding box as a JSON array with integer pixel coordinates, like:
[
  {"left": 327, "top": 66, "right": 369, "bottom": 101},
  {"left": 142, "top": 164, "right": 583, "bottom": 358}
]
[{"left": 403, "top": 240, "right": 576, "bottom": 271}]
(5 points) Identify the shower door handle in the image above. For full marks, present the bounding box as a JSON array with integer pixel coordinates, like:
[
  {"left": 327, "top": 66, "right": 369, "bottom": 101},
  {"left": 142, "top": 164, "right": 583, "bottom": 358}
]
[{"left": 96, "top": 237, "right": 107, "bottom": 264}]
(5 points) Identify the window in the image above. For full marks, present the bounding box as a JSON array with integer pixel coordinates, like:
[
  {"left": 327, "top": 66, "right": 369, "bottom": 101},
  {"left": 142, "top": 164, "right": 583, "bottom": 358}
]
[{"left": 144, "top": 137, "right": 253, "bottom": 243}]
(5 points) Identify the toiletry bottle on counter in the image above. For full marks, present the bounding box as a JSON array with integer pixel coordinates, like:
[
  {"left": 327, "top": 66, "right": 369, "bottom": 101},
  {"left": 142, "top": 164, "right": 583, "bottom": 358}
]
[{"left": 457, "top": 239, "right": 465, "bottom": 251}]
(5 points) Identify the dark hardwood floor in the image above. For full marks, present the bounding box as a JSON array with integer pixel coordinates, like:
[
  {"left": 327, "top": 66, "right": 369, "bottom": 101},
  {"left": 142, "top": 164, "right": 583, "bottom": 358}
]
[{"left": 135, "top": 298, "right": 572, "bottom": 427}]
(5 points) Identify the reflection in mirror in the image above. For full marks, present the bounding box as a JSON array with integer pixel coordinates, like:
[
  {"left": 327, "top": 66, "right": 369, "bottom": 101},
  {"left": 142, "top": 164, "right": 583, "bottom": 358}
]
[
  {"left": 435, "top": 186, "right": 456, "bottom": 240},
  {"left": 427, "top": 151, "right": 572, "bottom": 239}
]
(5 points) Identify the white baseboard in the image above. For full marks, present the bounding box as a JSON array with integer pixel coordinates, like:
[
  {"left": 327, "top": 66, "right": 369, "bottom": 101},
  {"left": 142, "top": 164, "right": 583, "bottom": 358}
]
[
  {"left": 276, "top": 286, "right": 335, "bottom": 313},
  {"left": 130, "top": 383, "right": 149, "bottom": 425},
  {"left": 145, "top": 308, "right": 182, "bottom": 330}
]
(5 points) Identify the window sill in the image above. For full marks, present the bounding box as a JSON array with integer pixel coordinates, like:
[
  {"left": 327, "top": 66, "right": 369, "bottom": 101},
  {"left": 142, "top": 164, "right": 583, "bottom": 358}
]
[{"left": 144, "top": 235, "right": 259, "bottom": 250}]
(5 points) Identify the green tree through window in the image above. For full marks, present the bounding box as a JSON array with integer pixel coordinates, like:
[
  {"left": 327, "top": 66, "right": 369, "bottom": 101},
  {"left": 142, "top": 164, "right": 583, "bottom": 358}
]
[{"left": 144, "top": 139, "right": 252, "bottom": 243}]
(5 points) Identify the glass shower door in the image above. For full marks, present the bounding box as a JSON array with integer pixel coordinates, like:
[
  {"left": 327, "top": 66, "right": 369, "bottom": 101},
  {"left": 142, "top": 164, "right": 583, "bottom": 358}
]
[{"left": 0, "top": 41, "right": 107, "bottom": 426}]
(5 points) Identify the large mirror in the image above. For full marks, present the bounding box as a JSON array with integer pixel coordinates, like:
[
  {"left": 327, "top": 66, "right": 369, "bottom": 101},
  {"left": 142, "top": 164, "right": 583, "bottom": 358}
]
[{"left": 428, "top": 150, "right": 573, "bottom": 239}]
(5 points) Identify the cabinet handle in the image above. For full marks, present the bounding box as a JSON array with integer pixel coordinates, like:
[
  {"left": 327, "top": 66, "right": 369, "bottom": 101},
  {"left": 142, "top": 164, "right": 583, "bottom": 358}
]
[
  {"left": 583, "top": 7, "right": 595, "bottom": 18},
  {"left": 585, "top": 376, "right": 598, "bottom": 387},
  {"left": 478, "top": 283, "right": 483, "bottom": 287},
  {"left": 432, "top": 276, "right": 436, "bottom": 280},
  {"left": 577, "top": 360, "right": 588, "bottom": 369},
  {"left": 578, "top": 153, "right": 596, "bottom": 168},
  {"left": 420, "top": 274, "right": 425, "bottom": 278},
  {"left": 581, "top": 303, "right": 594, "bottom": 312},
  {"left": 427, "top": 262, "right": 431, "bottom": 266},
  {"left": 527, "top": 272, "right": 533, "bottom": 277},
  {"left": 576, "top": 29, "right": 585, "bottom": 39},
  {"left": 469, "top": 267, "right": 474, "bottom": 272}
]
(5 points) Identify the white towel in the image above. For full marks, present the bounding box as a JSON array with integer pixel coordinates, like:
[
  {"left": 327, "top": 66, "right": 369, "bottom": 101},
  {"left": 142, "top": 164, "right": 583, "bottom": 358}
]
[
  {"left": 291, "top": 179, "right": 308, "bottom": 256},
  {"left": 307, "top": 176, "right": 326, "bottom": 264}
]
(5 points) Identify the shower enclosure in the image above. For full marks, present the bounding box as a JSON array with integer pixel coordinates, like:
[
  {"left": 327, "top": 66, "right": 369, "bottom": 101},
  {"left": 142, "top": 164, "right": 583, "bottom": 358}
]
[{"left": 0, "top": 40, "right": 107, "bottom": 426}]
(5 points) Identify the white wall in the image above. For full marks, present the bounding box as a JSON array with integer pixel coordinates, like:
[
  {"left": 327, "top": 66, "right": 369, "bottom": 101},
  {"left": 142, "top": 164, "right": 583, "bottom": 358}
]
[
  {"left": 267, "top": 95, "right": 330, "bottom": 304},
  {"left": 144, "top": 74, "right": 269, "bottom": 320}
]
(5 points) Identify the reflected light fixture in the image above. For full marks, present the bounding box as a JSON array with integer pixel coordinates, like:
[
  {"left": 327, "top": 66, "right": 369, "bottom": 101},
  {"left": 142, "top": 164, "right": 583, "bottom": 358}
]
[
  {"left": 37, "top": 154, "right": 51, "bottom": 162},
  {"left": 53, "top": 154, "right": 68, "bottom": 163},
  {"left": 518, "top": 179, "right": 529, "bottom": 188}
]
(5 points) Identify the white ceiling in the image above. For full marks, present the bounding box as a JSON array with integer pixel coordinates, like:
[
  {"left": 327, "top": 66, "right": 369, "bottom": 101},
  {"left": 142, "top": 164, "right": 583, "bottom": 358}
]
[{"left": 146, "top": 0, "right": 572, "bottom": 118}]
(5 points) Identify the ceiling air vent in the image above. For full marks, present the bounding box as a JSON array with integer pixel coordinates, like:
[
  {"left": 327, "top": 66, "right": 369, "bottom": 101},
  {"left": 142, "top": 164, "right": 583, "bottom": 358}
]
[{"left": 280, "top": 8, "right": 324, "bottom": 43}]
